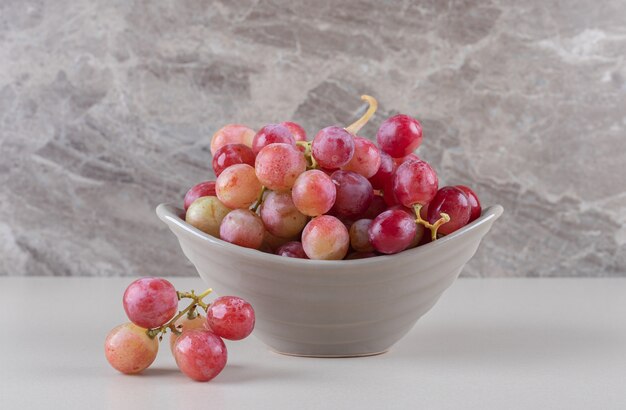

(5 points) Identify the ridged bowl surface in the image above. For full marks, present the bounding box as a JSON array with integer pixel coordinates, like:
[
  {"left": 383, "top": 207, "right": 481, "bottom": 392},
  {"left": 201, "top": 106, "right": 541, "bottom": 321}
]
[{"left": 157, "top": 203, "right": 503, "bottom": 357}]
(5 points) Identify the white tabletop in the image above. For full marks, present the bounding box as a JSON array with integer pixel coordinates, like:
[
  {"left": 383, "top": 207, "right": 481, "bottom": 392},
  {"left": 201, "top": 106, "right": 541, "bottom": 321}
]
[{"left": 1, "top": 277, "right": 625, "bottom": 410}]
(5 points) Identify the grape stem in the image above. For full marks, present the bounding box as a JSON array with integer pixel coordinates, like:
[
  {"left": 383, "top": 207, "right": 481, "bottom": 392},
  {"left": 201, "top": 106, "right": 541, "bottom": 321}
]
[
  {"left": 251, "top": 186, "right": 267, "bottom": 212},
  {"left": 145, "top": 288, "right": 213, "bottom": 339},
  {"left": 413, "top": 204, "right": 450, "bottom": 241},
  {"left": 296, "top": 141, "right": 318, "bottom": 170},
  {"left": 345, "top": 95, "right": 378, "bottom": 135}
]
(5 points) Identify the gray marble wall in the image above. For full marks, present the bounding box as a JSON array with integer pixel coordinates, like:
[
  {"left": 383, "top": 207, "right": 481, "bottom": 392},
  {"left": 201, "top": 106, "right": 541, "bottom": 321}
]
[{"left": 1, "top": 0, "right": 625, "bottom": 277}]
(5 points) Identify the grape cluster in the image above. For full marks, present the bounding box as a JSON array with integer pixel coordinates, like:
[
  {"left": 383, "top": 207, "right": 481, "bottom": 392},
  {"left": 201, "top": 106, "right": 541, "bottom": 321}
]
[
  {"left": 104, "top": 277, "right": 254, "bottom": 382},
  {"left": 184, "top": 95, "right": 481, "bottom": 260}
]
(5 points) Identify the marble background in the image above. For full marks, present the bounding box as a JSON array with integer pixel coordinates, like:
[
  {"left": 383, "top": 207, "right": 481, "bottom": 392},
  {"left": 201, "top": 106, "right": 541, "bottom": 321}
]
[{"left": 1, "top": 0, "right": 625, "bottom": 277}]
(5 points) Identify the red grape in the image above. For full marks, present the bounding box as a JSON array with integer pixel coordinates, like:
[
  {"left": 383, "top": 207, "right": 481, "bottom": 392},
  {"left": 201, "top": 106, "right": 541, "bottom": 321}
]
[
  {"left": 170, "top": 314, "right": 206, "bottom": 352},
  {"left": 276, "top": 241, "right": 308, "bottom": 259},
  {"left": 349, "top": 219, "right": 374, "bottom": 252},
  {"left": 262, "top": 231, "right": 294, "bottom": 252},
  {"left": 360, "top": 194, "right": 387, "bottom": 219},
  {"left": 173, "top": 329, "right": 227, "bottom": 382},
  {"left": 339, "top": 218, "right": 355, "bottom": 231},
  {"left": 185, "top": 196, "right": 231, "bottom": 238},
  {"left": 311, "top": 126, "right": 355, "bottom": 169},
  {"left": 408, "top": 223, "right": 426, "bottom": 249},
  {"left": 105, "top": 323, "right": 158, "bottom": 374},
  {"left": 206, "top": 296, "right": 256, "bottom": 341},
  {"left": 280, "top": 121, "right": 307, "bottom": 141},
  {"left": 216, "top": 163, "right": 262, "bottom": 209},
  {"left": 376, "top": 114, "right": 423, "bottom": 158},
  {"left": 252, "top": 124, "right": 296, "bottom": 155},
  {"left": 341, "top": 137, "right": 381, "bottom": 178},
  {"left": 345, "top": 251, "right": 378, "bottom": 260},
  {"left": 123, "top": 277, "right": 178, "bottom": 329},
  {"left": 382, "top": 176, "right": 399, "bottom": 206},
  {"left": 260, "top": 191, "right": 308, "bottom": 238},
  {"left": 456, "top": 185, "right": 482, "bottom": 222},
  {"left": 184, "top": 181, "right": 216, "bottom": 211},
  {"left": 291, "top": 170, "right": 336, "bottom": 216},
  {"left": 368, "top": 151, "right": 396, "bottom": 190},
  {"left": 368, "top": 209, "right": 417, "bottom": 254},
  {"left": 386, "top": 204, "right": 414, "bottom": 215},
  {"left": 330, "top": 170, "right": 374, "bottom": 219},
  {"left": 219, "top": 209, "right": 265, "bottom": 249},
  {"left": 210, "top": 124, "right": 255, "bottom": 155},
  {"left": 393, "top": 159, "right": 438, "bottom": 207},
  {"left": 212, "top": 144, "right": 255, "bottom": 177},
  {"left": 427, "top": 186, "right": 471, "bottom": 235},
  {"left": 393, "top": 153, "right": 420, "bottom": 167},
  {"left": 255, "top": 143, "right": 307, "bottom": 192},
  {"left": 259, "top": 242, "right": 274, "bottom": 254},
  {"left": 301, "top": 215, "right": 349, "bottom": 260}
]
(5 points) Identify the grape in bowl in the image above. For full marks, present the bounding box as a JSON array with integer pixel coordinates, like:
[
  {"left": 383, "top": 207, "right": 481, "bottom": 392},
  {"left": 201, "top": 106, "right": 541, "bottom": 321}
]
[{"left": 156, "top": 202, "right": 502, "bottom": 357}]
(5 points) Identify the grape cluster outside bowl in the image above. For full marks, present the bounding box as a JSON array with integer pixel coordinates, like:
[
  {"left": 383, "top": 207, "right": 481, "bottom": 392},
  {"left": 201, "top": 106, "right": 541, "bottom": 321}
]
[{"left": 157, "top": 203, "right": 503, "bottom": 357}]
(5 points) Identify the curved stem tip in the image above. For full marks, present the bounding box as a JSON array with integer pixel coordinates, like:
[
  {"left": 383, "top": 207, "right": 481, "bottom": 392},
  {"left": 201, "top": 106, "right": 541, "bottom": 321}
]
[{"left": 345, "top": 95, "right": 378, "bottom": 135}]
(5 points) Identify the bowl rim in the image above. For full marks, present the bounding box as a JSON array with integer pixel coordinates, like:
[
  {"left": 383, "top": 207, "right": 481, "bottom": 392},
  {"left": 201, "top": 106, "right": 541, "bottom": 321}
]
[{"left": 157, "top": 203, "right": 503, "bottom": 268}]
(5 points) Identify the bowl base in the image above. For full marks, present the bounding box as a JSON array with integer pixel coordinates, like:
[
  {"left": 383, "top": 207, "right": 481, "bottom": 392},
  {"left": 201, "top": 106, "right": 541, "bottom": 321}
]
[
  {"left": 156, "top": 203, "right": 504, "bottom": 360},
  {"left": 269, "top": 348, "right": 389, "bottom": 358}
]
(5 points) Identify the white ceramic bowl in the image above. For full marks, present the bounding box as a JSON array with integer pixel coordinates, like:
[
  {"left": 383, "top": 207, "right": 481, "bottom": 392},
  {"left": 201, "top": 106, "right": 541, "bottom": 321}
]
[{"left": 157, "top": 203, "right": 503, "bottom": 357}]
